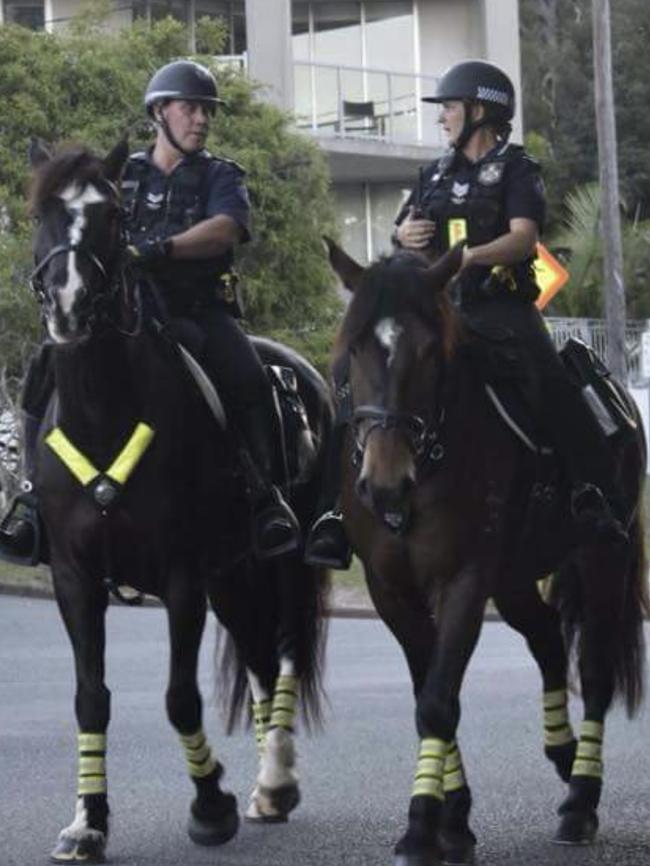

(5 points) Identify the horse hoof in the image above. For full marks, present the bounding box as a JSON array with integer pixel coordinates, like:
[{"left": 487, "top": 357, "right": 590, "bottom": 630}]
[
  {"left": 394, "top": 850, "right": 442, "bottom": 866},
  {"left": 50, "top": 834, "right": 106, "bottom": 863},
  {"left": 188, "top": 793, "right": 239, "bottom": 846},
  {"left": 438, "top": 829, "right": 476, "bottom": 865},
  {"left": 553, "top": 810, "right": 598, "bottom": 845},
  {"left": 245, "top": 783, "right": 300, "bottom": 822}
]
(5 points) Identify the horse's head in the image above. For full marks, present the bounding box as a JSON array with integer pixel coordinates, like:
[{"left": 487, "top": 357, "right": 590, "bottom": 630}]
[
  {"left": 328, "top": 239, "right": 464, "bottom": 532},
  {"left": 28, "top": 139, "right": 130, "bottom": 344}
]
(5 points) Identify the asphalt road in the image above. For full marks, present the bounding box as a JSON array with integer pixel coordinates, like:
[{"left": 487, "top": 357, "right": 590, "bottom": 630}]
[{"left": 1, "top": 596, "right": 648, "bottom": 866}]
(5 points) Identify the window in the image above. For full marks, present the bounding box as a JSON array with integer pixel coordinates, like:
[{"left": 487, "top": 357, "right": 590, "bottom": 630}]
[
  {"left": 133, "top": 0, "right": 246, "bottom": 53},
  {"left": 3, "top": 0, "right": 44, "bottom": 29}
]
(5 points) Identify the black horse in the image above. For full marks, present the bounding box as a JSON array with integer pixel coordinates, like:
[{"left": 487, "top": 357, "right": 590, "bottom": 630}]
[
  {"left": 25, "top": 139, "right": 332, "bottom": 863},
  {"left": 326, "top": 240, "right": 648, "bottom": 866}
]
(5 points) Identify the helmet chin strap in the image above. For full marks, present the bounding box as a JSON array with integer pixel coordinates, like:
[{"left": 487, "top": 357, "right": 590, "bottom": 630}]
[
  {"left": 454, "top": 101, "right": 510, "bottom": 153},
  {"left": 156, "top": 106, "right": 195, "bottom": 158}
]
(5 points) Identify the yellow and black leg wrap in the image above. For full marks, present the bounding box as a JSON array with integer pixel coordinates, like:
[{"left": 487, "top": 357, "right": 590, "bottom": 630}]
[
  {"left": 571, "top": 721, "right": 604, "bottom": 782},
  {"left": 253, "top": 698, "right": 272, "bottom": 754},
  {"left": 543, "top": 688, "right": 577, "bottom": 783},
  {"left": 77, "top": 732, "right": 107, "bottom": 797},
  {"left": 179, "top": 728, "right": 218, "bottom": 780},
  {"left": 443, "top": 741, "right": 467, "bottom": 795},
  {"left": 269, "top": 675, "right": 299, "bottom": 732},
  {"left": 412, "top": 737, "right": 449, "bottom": 802}
]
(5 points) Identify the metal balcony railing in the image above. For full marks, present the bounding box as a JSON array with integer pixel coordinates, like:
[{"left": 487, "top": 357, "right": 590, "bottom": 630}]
[{"left": 293, "top": 60, "right": 444, "bottom": 148}]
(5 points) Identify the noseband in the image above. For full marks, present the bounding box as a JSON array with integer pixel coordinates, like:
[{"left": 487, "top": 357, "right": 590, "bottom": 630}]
[
  {"left": 29, "top": 243, "right": 109, "bottom": 302},
  {"left": 351, "top": 404, "right": 445, "bottom": 467}
]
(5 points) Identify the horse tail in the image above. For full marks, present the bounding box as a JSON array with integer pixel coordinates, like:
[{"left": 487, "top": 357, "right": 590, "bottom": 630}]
[
  {"left": 213, "top": 558, "right": 331, "bottom": 734},
  {"left": 551, "top": 510, "right": 648, "bottom": 718}
]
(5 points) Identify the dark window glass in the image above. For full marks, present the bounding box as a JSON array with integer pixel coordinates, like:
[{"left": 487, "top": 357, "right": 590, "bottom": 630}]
[
  {"left": 4, "top": 0, "right": 44, "bottom": 29},
  {"left": 292, "top": 1, "right": 309, "bottom": 36},
  {"left": 150, "top": 1, "right": 188, "bottom": 23}
]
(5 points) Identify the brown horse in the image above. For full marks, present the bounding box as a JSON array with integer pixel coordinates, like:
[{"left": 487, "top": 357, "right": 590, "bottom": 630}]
[{"left": 326, "top": 239, "right": 648, "bottom": 866}]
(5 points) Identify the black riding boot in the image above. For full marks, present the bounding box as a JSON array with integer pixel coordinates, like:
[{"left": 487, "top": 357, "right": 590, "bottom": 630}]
[
  {"left": 0, "top": 413, "right": 41, "bottom": 565},
  {"left": 238, "top": 399, "right": 301, "bottom": 560},
  {"left": 540, "top": 377, "right": 628, "bottom": 546},
  {"left": 304, "top": 422, "right": 352, "bottom": 570}
]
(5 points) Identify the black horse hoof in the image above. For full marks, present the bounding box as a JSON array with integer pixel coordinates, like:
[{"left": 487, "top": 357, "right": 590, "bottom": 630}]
[
  {"left": 438, "top": 829, "right": 476, "bottom": 865},
  {"left": 50, "top": 834, "right": 106, "bottom": 863},
  {"left": 245, "top": 783, "right": 300, "bottom": 823},
  {"left": 188, "top": 792, "right": 239, "bottom": 846},
  {"left": 267, "top": 782, "right": 301, "bottom": 816},
  {"left": 394, "top": 850, "right": 442, "bottom": 866},
  {"left": 553, "top": 810, "right": 599, "bottom": 845}
]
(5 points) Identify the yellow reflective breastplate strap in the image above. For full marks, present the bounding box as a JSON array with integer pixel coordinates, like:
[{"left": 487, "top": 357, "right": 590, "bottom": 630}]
[{"left": 46, "top": 422, "right": 155, "bottom": 488}]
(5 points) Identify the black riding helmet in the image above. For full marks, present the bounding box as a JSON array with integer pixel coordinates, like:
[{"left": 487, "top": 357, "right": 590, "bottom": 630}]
[
  {"left": 145, "top": 60, "right": 225, "bottom": 116},
  {"left": 423, "top": 60, "right": 515, "bottom": 149}
]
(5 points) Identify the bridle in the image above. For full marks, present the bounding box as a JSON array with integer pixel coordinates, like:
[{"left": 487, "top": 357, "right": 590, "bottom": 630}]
[{"left": 29, "top": 182, "right": 140, "bottom": 337}]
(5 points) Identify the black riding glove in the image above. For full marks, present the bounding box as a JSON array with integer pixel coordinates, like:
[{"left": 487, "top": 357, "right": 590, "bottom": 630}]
[{"left": 126, "top": 237, "right": 172, "bottom": 269}]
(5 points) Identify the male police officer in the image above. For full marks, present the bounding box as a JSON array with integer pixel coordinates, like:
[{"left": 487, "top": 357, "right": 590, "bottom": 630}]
[{"left": 0, "top": 60, "right": 300, "bottom": 563}]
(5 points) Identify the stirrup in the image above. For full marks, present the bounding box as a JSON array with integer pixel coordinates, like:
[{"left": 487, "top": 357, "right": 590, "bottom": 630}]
[
  {"left": 253, "top": 489, "right": 301, "bottom": 561},
  {"left": 570, "top": 483, "right": 628, "bottom": 546},
  {"left": 0, "top": 491, "right": 42, "bottom": 566},
  {"left": 304, "top": 510, "right": 352, "bottom": 570}
]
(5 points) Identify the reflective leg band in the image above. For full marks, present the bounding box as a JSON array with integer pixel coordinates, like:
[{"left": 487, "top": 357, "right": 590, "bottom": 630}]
[
  {"left": 543, "top": 688, "right": 575, "bottom": 747},
  {"left": 77, "top": 732, "right": 107, "bottom": 796},
  {"left": 179, "top": 729, "right": 217, "bottom": 779},
  {"left": 443, "top": 741, "right": 467, "bottom": 793},
  {"left": 253, "top": 699, "right": 273, "bottom": 754},
  {"left": 412, "top": 737, "right": 449, "bottom": 801},
  {"left": 270, "top": 674, "right": 299, "bottom": 731},
  {"left": 571, "top": 720, "right": 604, "bottom": 779}
]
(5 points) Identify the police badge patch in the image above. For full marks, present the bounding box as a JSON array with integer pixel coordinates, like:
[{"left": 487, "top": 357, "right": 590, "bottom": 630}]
[{"left": 478, "top": 162, "right": 505, "bottom": 186}]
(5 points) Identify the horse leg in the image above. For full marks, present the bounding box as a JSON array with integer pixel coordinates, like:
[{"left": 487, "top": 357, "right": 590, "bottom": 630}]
[
  {"left": 493, "top": 580, "right": 577, "bottom": 783},
  {"left": 365, "top": 569, "right": 477, "bottom": 866},
  {"left": 165, "top": 576, "right": 239, "bottom": 846},
  {"left": 246, "top": 661, "right": 301, "bottom": 822},
  {"left": 554, "top": 554, "right": 624, "bottom": 846},
  {"left": 50, "top": 572, "right": 110, "bottom": 864},
  {"left": 393, "top": 566, "right": 486, "bottom": 866}
]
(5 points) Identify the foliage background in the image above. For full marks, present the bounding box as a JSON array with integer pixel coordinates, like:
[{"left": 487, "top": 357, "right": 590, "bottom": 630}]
[
  {"left": 520, "top": 0, "right": 650, "bottom": 318},
  {"left": 0, "top": 11, "right": 340, "bottom": 384}
]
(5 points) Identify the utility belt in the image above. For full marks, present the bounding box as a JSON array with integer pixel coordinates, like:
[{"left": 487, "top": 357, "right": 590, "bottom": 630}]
[
  {"left": 443, "top": 217, "right": 540, "bottom": 306},
  {"left": 161, "top": 270, "right": 244, "bottom": 318}
]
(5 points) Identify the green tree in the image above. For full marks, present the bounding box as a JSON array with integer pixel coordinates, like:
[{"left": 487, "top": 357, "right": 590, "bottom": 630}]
[{"left": 0, "top": 12, "right": 339, "bottom": 380}]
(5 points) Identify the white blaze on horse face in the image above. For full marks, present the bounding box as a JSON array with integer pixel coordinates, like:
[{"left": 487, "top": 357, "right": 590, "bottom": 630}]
[
  {"left": 54, "top": 182, "right": 106, "bottom": 325},
  {"left": 375, "top": 317, "right": 403, "bottom": 368}
]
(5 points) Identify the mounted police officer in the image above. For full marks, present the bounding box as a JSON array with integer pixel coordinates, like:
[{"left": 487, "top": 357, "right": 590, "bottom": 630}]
[
  {"left": 304, "top": 59, "right": 627, "bottom": 569},
  {"left": 0, "top": 59, "right": 300, "bottom": 563}
]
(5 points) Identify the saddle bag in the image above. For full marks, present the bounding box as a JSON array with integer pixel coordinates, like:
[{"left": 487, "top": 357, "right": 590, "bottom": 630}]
[{"left": 559, "top": 338, "right": 637, "bottom": 438}]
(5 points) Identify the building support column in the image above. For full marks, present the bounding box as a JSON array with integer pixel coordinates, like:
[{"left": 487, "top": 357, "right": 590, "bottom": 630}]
[
  {"left": 479, "top": 0, "right": 523, "bottom": 142},
  {"left": 245, "top": 0, "right": 294, "bottom": 110}
]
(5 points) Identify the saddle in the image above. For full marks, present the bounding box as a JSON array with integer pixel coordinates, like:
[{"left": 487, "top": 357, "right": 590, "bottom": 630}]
[{"left": 163, "top": 319, "right": 315, "bottom": 487}]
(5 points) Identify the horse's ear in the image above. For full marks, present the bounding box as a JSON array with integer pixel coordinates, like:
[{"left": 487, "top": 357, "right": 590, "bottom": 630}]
[
  {"left": 323, "top": 236, "right": 365, "bottom": 293},
  {"left": 28, "top": 137, "right": 51, "bottom": 169},
  {"left": 104, "top": 137, "right": 130, "bottom": 182},
  {"left": 426, "top": 243, "right": 465, "bottom": 292}
]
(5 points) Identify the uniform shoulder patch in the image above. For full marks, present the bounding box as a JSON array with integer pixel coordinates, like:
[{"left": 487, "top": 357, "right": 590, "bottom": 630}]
[
  {"left": 478, "top": 161, "right": 506, "bottom": 186},
  {"left": 212, "top": 153, "right": 247, "bottom": 176}
]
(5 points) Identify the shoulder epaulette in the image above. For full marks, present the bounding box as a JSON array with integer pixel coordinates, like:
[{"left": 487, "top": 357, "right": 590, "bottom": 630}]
[{"left": 211, "top": 153, "right": 247, "bottom": 175}]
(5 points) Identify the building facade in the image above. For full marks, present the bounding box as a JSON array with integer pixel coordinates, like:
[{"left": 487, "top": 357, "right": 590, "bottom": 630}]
[{"left": 0, "top": 0, "right": 521, "bottom": 261}]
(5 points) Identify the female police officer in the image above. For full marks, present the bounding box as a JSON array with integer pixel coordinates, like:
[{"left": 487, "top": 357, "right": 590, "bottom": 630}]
[
  {"left": 304, "top": 59, "right": 626, "bottom": 568},
  {"left": 0, "top": 60, "right": 299, "bottom": 563}
]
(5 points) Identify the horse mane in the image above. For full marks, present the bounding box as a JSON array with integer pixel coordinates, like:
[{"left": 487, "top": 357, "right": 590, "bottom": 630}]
[
  {"left": 333, "top": 251, "right": 462, "bottom": 365},
  {"left": 30, "top": 146, "right": 107, "bottom": 214}
]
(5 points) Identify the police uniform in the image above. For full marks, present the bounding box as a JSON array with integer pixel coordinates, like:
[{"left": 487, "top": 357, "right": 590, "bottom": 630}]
[
  {"left": 122, "top": 147, "right": 272, "bottom": 431},
  {"left": 395, "top": 144, "right": 624, "bottom": 526}
]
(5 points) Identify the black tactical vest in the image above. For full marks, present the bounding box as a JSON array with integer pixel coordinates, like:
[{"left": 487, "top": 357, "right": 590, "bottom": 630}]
[
  {"left": 121, "top": 151, "right": 239, "bottom": 313},
  {"left": 418, "top": 145, "right": 540, "bottom": 304}
]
